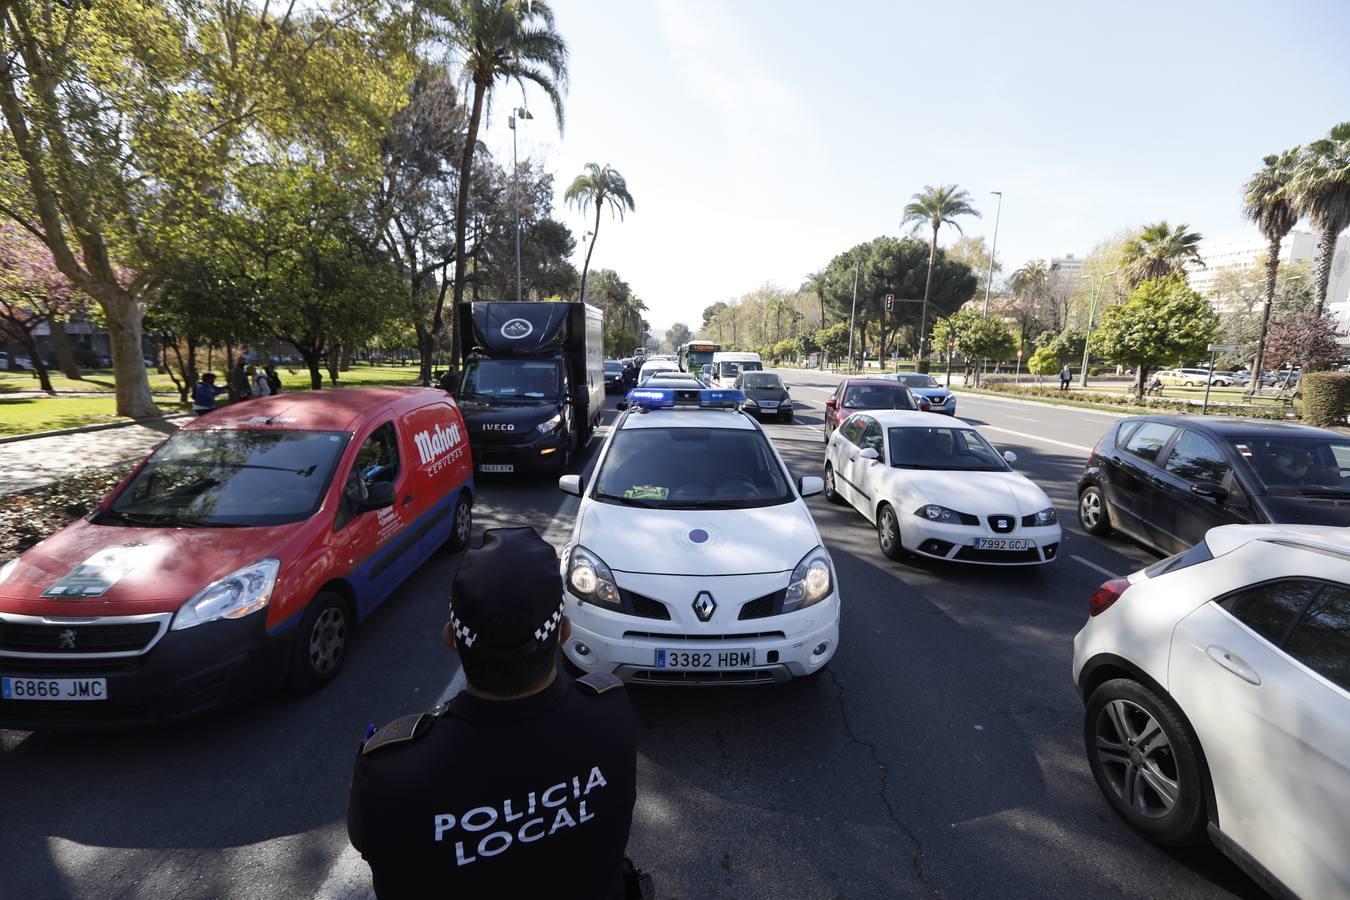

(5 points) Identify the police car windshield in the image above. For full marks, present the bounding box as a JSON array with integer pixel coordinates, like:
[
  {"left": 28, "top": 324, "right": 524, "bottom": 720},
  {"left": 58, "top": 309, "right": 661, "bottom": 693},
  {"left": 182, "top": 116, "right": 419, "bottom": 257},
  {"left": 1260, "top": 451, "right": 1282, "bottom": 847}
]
[
  {"left": 1232, "top": 436, "right": 1350, "bottom": 495},
  {"left": 594, "top": 426, "right": 793, "bottom": 509},
  {"left": 102, "top": 430, "right": 350, "bottom": 527},
  {"left": 888, "top": 426, "right": 1008, "bottom": 472},
  {"left": 460, "top": 360, "right": 561, "bottom": 402}
]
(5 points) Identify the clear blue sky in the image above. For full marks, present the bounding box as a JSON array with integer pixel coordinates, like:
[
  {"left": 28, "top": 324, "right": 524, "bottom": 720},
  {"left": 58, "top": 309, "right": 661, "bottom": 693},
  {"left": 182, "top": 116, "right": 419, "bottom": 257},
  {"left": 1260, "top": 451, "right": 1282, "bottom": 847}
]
[{"left": 480, "top": 0, "right": 1350, "bottom": 330}]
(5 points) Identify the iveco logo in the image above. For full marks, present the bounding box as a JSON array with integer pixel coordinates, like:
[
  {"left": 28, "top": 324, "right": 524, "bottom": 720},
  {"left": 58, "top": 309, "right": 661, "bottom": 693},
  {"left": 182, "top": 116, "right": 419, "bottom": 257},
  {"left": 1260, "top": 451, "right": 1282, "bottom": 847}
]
[
  {"left": 500, "top": 318, "right": 534, "bottom": 340},
  {"left": 692, "top": 591, "right": 716, "bottom": 622},
  {"left": 481, "top": 423, "right": 516, "bottom": 431},
  {"left": 56, "top": 629, "right": 77, "bottom": 649}
]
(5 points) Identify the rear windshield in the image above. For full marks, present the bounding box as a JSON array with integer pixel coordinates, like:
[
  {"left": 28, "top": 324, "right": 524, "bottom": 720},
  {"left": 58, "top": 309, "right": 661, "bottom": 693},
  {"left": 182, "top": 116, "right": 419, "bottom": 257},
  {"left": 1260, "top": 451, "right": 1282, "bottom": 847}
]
[
  {"left": 102, "top": 430, "right": 350, "bottom": 527},
  {"left": 1231, "top": 436, "right": 1350, "bottom": 496},
  {"left": 844, "top": 384, "right": 916, "bottom": 410},
  {"left": 594, "top": 427, "right": 793, "bottom": 509}
]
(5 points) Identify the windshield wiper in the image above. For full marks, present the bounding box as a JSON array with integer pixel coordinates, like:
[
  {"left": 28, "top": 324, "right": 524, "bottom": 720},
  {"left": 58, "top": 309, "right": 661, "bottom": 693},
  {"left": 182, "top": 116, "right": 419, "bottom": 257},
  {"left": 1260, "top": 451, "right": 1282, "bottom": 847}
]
[
  {"left": 94, "top": 509, "right": 159, "bottom": 527},
  {"left": 1298, "top": 487, "right": 1350, "bottom": 497},
  {"left": 596, "top": 494, "right": 662, "bottom": 508}
]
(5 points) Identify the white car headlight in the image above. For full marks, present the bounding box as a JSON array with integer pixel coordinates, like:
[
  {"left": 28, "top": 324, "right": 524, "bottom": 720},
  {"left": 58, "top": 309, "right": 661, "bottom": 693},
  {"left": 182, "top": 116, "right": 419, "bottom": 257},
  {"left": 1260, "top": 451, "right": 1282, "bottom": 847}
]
[
  {"left": 1033, "top": 507, "right": 1058, "bottom": 526},
  {"left": 784, "top": 545, "right": 833, "bottom": 612},
  {"left": 566, "top": 545, "right": 622, "bottom": 611},
  {"left": 536, "top": 413, "right": 563, "bottom": 434},
  {"left": 171, "top": 559, "right": 280, "bottom": 631},
  {"left": 914, "top": 504, "right": 969, "bottom": 524}
]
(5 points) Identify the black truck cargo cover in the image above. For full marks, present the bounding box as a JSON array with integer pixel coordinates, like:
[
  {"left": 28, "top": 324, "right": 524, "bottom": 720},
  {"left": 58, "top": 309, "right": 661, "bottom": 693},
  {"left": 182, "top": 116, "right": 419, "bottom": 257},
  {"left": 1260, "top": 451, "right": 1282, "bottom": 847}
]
[{"left": 466, "top": 302, "right": 574, "bottom": 355}]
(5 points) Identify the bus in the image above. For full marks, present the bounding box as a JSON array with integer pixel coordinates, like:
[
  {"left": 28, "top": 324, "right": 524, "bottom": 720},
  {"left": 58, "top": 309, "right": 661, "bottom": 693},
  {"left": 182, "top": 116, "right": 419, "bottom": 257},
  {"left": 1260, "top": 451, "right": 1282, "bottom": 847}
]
[{"left": 677, "top": 340, "right": 720, "bottom": 375}]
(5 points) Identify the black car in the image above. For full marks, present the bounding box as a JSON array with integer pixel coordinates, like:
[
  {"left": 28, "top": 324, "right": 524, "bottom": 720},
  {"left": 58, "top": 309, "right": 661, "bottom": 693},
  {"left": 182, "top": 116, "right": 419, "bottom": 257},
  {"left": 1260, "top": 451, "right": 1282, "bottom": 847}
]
[
  {"left": 1077, "top": 415, "right": 1350, "bottom": 554},
  {"left": 603, "top": 359, "right": 626, "bottom": 394},
  {"left": 734, "top": 371, "right": 793, "bottom": 422}
]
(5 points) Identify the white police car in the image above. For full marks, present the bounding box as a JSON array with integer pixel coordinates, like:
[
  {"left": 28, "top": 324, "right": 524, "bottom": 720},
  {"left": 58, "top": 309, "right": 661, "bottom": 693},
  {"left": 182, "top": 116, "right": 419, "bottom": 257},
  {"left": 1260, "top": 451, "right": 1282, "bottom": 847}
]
[{"left": 557, "top": 387, "right": 840, "bottom": 683}]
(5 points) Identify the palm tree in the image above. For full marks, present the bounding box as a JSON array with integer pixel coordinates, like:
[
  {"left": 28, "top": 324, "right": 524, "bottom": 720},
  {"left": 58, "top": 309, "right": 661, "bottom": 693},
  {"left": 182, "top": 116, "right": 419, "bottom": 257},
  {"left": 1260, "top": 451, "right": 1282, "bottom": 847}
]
[
  {"left": 1120, "top": 221, "right": 1204, "bottom": 288},
  {"left": 1243, "top": 148, "right": 1302, "bottom": 385},
  {"left": 443, "top": 0, "right": 567, "bottom": 366},
  {"left": 801, "top": 268, "right": 829, "bottom": 329},
  {"left": 901, "top": 184, "right": 980, "bottom": 359},
  {"left": 565, "top": 163, "right": 635, "bottom": 302},
  {"left": 1010, "top": 259, "right": 1050, "bottom": 345},
  {"left": 1290, "top": 123, "right": 1350, "bottom": 314}
]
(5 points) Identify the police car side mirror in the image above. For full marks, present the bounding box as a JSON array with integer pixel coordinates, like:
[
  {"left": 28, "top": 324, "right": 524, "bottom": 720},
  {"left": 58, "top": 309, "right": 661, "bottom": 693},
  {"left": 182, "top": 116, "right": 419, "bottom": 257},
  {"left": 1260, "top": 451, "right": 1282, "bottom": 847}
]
[
  {"left": 798, "top": 475, "right": 824, "bottom": 497},
  {"left": 1002, "top": 450, "right": 1018, "bottom": 465},
  {"left": 358, "top": 481, "right": 396, "bottom": 513},
  {"left": 558, "top": 474, "right": 584, "bottom": 497}
]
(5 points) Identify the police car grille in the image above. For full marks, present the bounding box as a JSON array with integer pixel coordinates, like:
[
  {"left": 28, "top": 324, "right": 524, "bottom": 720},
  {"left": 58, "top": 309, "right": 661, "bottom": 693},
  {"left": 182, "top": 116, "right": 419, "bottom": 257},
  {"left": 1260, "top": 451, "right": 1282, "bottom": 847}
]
[
  {"left": 0, "top": 622, "right": 160, "bottom": 654},
  {"left": 621, "top": 631, "right": 786, "bottom": 641},
  {"left": 618, "top": 590, "right": 671, "bottom": 621},
  {"left": 737, "top": 589, "right": 787, "bottom": 620}
]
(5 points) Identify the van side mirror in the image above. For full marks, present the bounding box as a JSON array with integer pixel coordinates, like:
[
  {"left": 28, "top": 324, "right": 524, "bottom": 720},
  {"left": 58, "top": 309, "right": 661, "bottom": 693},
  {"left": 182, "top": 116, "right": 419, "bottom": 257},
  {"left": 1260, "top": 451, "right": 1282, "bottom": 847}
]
[
  {"left": 358, "top": 481, "right": 396, "bottom": 513},
  {"left": 1002, "top": 450, "right": 1018, "bottom": 465},
  {"left": 558, "top": 475, "right": 584, "bottom": 497},
  {"left": 798, "top": 475, "right": 824, "bottom": 497}
]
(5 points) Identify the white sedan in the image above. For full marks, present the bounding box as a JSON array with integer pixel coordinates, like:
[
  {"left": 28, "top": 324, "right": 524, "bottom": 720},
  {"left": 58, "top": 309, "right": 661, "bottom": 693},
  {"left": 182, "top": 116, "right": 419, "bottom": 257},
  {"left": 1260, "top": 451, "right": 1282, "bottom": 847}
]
[
  {"left": 1073, "top": 524, "right": 1350, "bottom": 900},
  {"left": 823, "top": 410, "right": 1061, "bottom": 565}
]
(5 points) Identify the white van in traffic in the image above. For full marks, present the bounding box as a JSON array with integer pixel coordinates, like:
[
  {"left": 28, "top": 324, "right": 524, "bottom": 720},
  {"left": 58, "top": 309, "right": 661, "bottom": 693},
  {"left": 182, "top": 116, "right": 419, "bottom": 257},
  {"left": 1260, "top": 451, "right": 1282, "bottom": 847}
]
[{"left": 710, "top": 352, "right": 763, "bottom": 387}]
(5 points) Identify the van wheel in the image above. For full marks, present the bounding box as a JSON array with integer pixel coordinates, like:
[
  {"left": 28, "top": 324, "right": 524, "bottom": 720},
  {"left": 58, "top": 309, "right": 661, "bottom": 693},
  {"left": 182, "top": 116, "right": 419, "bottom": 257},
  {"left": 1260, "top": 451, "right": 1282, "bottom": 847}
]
[
  {"left": 446, "top": 494, "right": 472, "bottom": 551},
  {"left": 288, "top": 591, "right": 350, "bottom": 692}
]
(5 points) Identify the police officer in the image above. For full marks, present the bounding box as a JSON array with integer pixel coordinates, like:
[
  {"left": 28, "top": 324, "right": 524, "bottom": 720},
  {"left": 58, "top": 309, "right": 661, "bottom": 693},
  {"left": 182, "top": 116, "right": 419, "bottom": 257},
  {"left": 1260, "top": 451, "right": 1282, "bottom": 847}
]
[{"left": 347, "top": 527, "right": 639, "bottom": 900}]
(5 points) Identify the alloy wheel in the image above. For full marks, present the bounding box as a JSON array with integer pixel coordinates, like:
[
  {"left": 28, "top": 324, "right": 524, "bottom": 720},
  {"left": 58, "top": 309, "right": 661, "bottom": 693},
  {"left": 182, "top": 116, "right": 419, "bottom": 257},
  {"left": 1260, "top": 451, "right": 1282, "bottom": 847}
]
[
  {"left": 454, "top": 499, "right": 472, "bottom": 545},
  {"left": 309, "top": 607, "right": 347, "bottom": 675},
  {"left": 1080, "top": 490, "right": 1103, "bottom": 529},
  {"left": 1094, "top": 698, "right": 1179, "bottom": 819}
]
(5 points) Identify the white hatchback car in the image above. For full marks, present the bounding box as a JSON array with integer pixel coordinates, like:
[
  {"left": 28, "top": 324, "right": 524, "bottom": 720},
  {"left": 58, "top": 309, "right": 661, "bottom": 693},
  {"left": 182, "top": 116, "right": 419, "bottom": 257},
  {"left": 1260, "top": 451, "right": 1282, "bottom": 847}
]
[
  {"left": 1073, "top": 524, "right": 1350, "bottom": 900},
  {"left": 823, "top": 410, "right": 1061, "bottom": 565},
  {"left": 557, "top": 387, "right": 839, "bottom": 684}
]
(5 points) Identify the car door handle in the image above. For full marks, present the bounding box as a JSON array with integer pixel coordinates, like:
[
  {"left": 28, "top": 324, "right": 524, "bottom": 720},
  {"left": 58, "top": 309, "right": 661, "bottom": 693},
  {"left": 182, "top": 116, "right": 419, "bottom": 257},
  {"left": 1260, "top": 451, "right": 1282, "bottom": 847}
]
[
  {"left": 1147, "top": 476, "right": 1167, "bottom": 489},
  {"left": 1205, "top": 645, "right": 1261, "bottom": 685},
  {"left": 402, "top": 495, "right": 415, "bottom": 506}
]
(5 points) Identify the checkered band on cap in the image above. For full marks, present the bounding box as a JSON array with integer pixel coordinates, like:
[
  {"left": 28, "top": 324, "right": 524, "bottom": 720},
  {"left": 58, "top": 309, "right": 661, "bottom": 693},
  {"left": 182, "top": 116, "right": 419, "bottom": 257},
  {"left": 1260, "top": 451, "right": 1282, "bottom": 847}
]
[
  {"left": 534, "top": 601, "right": 565, "bottom": 642},
  {"left": 447, "top": 603, "right": 477, "bottom": 649}
]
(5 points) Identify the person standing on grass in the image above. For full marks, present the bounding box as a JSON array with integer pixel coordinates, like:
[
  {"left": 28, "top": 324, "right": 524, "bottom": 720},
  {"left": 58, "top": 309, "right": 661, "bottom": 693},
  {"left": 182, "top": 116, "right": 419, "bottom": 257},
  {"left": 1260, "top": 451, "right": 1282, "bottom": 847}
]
[
  {"left": 191, "top": 372, "right": 225, "bottom": 416},
  {"left": 265, "top": 364, "right": 282, "bottom": 395},
  {"left": 1060, "top": 364, "right": 1072, "bottom": 392},
  {"left": 228, "top": 357, "right": 251, "bottom": 404},
  {"left": 249, "top": 364, "right": 271, "bottom": 398}
]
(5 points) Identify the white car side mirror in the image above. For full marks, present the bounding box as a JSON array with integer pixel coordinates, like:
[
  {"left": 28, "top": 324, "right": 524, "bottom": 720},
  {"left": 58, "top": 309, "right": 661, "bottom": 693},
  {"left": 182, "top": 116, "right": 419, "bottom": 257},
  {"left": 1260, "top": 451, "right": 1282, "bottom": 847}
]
[
  {"left": 558, "top": 474, "right": 584, "bottom": 496},
  {"left": 1002, "top": 450, "right": 1018, "bottom": 465},
  {"left": 859, "top": 447, "right": 880, "bottom": 461},
  {"left": 799, "top": 475, "right": 824, "bottom": 497}
]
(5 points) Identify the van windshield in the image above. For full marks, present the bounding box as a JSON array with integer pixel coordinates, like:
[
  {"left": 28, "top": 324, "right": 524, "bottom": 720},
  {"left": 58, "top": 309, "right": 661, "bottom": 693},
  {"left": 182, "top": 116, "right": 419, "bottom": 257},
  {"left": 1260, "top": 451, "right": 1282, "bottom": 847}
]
[
  {"left": 99, "top": 430, "right": 350, "bottom": 527},
  {"left": 460, "top": 359, "right": 561, "bottom": 402}
]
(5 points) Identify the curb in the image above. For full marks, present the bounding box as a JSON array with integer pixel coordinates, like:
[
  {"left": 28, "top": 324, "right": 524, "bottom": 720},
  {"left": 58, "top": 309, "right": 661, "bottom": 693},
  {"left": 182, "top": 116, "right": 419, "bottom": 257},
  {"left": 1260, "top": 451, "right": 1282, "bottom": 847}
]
[{"left": 0, "top": 412, "right": 192, "bottom": 446}]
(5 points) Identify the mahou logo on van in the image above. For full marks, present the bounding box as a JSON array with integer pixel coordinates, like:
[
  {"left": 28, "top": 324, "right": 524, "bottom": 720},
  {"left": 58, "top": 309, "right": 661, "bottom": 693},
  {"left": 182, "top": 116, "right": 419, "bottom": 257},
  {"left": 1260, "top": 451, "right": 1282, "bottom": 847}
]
[{"left": 414, "top": 422, "right": 465, "bottom": 473}]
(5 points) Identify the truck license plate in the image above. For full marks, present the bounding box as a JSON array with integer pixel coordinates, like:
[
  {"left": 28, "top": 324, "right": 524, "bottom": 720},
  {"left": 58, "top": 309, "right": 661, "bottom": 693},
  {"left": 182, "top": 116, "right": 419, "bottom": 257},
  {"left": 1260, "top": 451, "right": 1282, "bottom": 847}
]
[
  {"left": 973, "top": 538, "right": 1030, "bottom": 551},
  {"left": 479, "top": 464, "right": 514, "bottom": 473},
  {"left": 2, "top": 676, "right": 108, "bottom": 701},
  {"left": 655, "top": 649, "right": 753, "bottom": 670}
]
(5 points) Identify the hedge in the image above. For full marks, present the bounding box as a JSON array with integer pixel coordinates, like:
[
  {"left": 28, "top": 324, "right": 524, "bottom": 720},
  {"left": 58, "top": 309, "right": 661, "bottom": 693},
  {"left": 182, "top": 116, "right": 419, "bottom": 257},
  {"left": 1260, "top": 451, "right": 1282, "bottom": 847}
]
[
  {"left": 976, "top": 382, "right": 1291, "bottom": 420},
  {"left": 1301, "top": 372, "right": 1350, "bottom": 428}
]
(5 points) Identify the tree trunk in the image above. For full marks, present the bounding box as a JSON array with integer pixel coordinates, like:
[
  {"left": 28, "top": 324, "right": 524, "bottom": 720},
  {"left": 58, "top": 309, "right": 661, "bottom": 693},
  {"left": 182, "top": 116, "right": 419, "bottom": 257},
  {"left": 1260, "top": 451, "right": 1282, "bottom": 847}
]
[
  {"left": 820, "top": 294, "right": 826, "bottom": 331},
  {"left": 326, "top": 342, "right": 341, "bottom": 385},
  {"left": 919, "top": 224, "right": 938, "bottom": 359},
  {"left": 416, "top": 320, "right": 434, "bottom": 386},
  {"left": 1136, "top": 364, "right": 1148, "bottom": 399},
  {"left": 19, "top": 329, "right": 53, "bottom": 393},
  {"left": 1252, "top": 236, "right": 1282, "bottom": 391},
  {"left": 446, "top": 78, "right": 489, "bottom": 372},
  {"left": 102, "top": 292, "right": 159, "bottom": 417},
  {"left": 300, "top": 349, "right": 324, "bottom": 390},
  {"left": 1312, "top": 226, "right": 1338, "bottom": 315},
  {"left": 49, "top": 317, "right": 81, "bottom": 379},
  {"left": 579, "top": 202, "right": 602, "bottom": 302},
  {"left": 339, "top": 343, "right": 351, "bottom": 372}
]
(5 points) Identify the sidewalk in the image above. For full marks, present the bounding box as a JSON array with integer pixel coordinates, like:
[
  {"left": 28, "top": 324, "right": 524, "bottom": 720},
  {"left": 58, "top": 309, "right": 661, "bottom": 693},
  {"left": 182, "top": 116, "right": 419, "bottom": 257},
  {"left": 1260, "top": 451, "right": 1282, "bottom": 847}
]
[{"left": 0, "top": 418, "right": 181, "bottom": 496}]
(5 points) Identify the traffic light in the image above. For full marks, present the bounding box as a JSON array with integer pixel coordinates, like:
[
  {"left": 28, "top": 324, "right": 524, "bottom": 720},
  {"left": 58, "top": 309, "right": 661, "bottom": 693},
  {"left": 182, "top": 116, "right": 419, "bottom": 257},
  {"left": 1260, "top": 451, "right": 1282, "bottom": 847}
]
[{"left": 885, "top": 293, "right": 894, "bottom": 312}]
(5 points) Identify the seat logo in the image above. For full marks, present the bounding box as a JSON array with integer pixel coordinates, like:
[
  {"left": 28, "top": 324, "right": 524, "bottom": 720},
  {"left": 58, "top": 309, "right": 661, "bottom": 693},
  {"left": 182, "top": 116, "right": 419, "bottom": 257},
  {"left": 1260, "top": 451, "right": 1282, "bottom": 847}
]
[
  {"left": 56, "top": 629, "right": 77, "bottom": 649},
  {"left": 501, "top": 318, "right": 534, "bottom": 340},
  {"left": 692, "top": 591, "right": 716, "bottom": 622}
]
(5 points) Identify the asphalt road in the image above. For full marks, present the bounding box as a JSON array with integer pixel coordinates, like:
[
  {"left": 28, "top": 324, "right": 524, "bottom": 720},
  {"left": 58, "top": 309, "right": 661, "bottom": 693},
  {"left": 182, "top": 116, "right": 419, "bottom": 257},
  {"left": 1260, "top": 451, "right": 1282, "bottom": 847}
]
[{"left": 0, "top": 370, "right": 1267, "bottom": 900}]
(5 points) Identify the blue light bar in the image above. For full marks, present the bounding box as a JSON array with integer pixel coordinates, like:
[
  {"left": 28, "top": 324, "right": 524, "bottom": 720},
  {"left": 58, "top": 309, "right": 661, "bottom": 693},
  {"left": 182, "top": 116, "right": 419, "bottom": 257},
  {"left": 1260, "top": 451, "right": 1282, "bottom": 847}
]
[
  {"left": 623, "top": 388, "right": 747, "bottom": 410},
  {"left": 698, "top": 389, "right": 745, "bottom": 408},
  {"left": 626, "top": 388, "right": 675, "bottom": 408}
]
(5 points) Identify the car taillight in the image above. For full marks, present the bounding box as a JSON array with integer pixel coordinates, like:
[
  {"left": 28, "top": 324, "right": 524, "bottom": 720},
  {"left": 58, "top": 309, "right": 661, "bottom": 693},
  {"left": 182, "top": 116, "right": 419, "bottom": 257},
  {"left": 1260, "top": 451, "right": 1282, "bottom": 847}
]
[{"left": 1089, "top": 578, "right": 1130, "bottom": 617}]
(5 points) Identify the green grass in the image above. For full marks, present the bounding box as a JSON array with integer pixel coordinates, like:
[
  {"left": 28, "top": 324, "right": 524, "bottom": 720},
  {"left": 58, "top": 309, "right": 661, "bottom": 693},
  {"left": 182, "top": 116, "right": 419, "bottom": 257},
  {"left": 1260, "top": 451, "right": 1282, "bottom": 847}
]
[
  {"left": 957, "top": 384, "right": 1297, "bottom": 420},
  {"left": 0, "top": 396, "right": 181, "bottom": 436},
  {"left": 0, "top": 364, "right": 424, "bottom": 396}
]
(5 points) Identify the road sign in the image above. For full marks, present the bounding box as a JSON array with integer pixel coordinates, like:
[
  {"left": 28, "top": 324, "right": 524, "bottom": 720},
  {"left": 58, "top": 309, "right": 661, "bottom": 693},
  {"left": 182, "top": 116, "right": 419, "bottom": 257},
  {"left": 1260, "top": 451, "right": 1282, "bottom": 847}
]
[
  {"left": 885, "top": 293, "right": 894, "bottom": 312},
  {"left": 1208, "top": 343, "right": 1238, "bottom": 352}
]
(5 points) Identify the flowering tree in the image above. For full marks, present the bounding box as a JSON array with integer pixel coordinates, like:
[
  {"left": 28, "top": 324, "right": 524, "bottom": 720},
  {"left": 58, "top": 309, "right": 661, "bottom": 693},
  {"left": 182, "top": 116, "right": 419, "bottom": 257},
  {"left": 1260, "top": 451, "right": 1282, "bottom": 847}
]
[
  {"left": 1264, "top": 311, "right": 1345, "bottom": 376},
  {"left": 0, "top": 225, "right": 81, "bottom": 394}
]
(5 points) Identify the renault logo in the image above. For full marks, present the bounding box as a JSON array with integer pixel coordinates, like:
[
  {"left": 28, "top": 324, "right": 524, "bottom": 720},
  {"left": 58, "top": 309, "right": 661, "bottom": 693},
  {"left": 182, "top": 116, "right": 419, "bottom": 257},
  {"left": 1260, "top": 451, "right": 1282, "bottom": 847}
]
[
  {"left": 56, "top": 629, "right": 77, "bottom": 649},
  {"left": 692, "top": 591, "right": 716, "bottom": 622}
]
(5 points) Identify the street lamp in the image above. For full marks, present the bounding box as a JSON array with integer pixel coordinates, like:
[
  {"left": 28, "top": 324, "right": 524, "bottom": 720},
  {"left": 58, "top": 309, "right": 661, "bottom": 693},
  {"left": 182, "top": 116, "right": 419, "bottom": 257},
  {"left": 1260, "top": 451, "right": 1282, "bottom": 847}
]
[
  {"left": 508, "top": 106, "right": 533, "bottom": 302},
  {"left": 982, "top": 191, "right": 1003, "bottom": 318},
  {"left": 1080, "top": 269, "right": 1117, "bottom": 388}
]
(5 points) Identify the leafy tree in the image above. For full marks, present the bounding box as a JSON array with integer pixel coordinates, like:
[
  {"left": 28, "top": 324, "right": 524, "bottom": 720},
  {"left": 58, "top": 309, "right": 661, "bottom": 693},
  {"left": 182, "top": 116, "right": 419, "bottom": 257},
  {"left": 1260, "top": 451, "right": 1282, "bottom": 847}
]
[
  {"left": 565, "top": 163, "right": 635, "bottom": 301},
  {"left": 1290, "top": 123, "right": 1350, "bottom": 313},
  {"left": 0, "top": 224, "right": 83, "bottom": 393},
  {"left": 1265, "top": 311, "right": 1345, "bottom": 373},
  {"left": 900, "top": 184, "right": 981, "bottom": 358},
  {"left": 945, "top": 235, "right": 1001, "bottom": 286},
  {"left": 666, "top": 322, "right": 692, "bottom": 348},
  {"left": 1027, "top": 346, "right": 1060, "bottom": 384},
  {"left": 1009, "top": 259, "right": 1051, "bottom": 343},
  {"left": 796, "top": 330, "right": 820, "bottom": 360},
  {"left": 1243, "top": 148, "right": 1303, "bottom": 380},
  {"left": 815, "top": 322, "right": 850, "bottom": 364},
  {"left": 801, "top": 268, "right": 829, "bottom": 330},
  {"left": 586, "top": 269, "right": 646, "bottom": 356},
  {"left": 1092, "top": 276, "right": 1219, "bottom": 396},
  {"left": 1034, "top": 329, "right": 1087, "bottom": 365},
  {"left": 1120, "top": 222, "right": 1204, "bottom": 289},
  {"left": 772, "top": 339, "right": 796, "bottom": 363},
  {"left": 437, "top": 0, "right": 568, "bottom": 366},
  {"left": 932, "top": 310, "right": 1014, "bottom": 381}
]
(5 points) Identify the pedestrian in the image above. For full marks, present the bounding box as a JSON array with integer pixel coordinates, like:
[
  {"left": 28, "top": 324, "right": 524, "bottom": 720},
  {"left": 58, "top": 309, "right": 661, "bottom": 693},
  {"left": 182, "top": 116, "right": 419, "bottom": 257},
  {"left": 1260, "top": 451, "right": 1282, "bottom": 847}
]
[
  {"left": 191, "top": 372, "right": 225, "bottom": 416},
  {"left": 347, "top": 527, "right": 641, "bottom": 900},
  {"left": 227, "top": 357, "right": 251, "bottom": 404},
  {"left": 249, "top": 364, "right": 271, "bottom": 398},
  {"left": 1059, "top": 364, "right": 1072, "bottom": 392},
  {"left": 264, "top": 363, "right": 282, "bottom": 395}
]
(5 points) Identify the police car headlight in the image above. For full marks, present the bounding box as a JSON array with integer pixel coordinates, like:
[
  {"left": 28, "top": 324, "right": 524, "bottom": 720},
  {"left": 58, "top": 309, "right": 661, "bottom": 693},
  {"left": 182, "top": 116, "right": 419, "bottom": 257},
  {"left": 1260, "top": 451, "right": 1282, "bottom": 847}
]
[
  {"left": 784, "top": 545, "right": 833, "bottom": 612},
  {"left": 171, "top": 558, "right": 280, "bottom": 631},
  {"left": 566, "top": 545, "right": 622, "bottom": 611},
  {"left": 915, "top": 504, "right": 964, "bottom": 524},
  {"left": 1033, "top": 507, "right": 1058, "bottom": 526},
  {"left": 536, "top": 413, "right": 562, "bottom": 434}
]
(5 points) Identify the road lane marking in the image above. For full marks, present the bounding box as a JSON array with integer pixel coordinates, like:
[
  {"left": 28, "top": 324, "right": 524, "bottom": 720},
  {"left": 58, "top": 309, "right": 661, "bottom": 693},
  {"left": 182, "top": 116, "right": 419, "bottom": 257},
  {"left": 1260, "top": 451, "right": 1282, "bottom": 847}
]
[
  {"left": 1004, "top": 414, "right": 1040, "bottom": 423},
  {"left": 1071, "top": 555, "right": 1119, "bottom": 580},
  {"left": 979, "top": 425, "right": 1093, "bottom": 455}
]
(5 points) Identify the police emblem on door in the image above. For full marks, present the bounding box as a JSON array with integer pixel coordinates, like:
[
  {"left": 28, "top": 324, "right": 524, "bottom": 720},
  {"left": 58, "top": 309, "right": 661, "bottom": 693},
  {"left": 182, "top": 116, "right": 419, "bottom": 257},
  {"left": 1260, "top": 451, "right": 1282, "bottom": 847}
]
[{"left": 692, "top": 592, "right": 716, "bottom": 622}]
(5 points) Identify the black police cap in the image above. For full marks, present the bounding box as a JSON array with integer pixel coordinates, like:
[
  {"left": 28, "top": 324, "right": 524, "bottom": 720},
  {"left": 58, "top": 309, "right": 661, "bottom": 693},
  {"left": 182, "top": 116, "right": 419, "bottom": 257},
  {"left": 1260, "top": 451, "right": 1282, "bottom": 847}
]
[{"left": 449, "top": 527, "right": 564, "bottom": 653}]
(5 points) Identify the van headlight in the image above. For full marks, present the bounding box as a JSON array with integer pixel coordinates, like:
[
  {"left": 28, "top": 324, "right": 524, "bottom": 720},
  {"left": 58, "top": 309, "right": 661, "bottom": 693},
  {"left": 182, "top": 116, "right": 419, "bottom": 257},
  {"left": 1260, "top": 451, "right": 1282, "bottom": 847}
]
[
  {"left": 536, "top": 413, "right": 562, "bottom": 434},
  {"left": 784, "top": 545, "right": 833, "bottom": 612},
  {"left": 566, "top": 545, "right": 622, "bottom": 611},
  {"left": 171, "top": 559, "right": 280, "bottom": 630}
]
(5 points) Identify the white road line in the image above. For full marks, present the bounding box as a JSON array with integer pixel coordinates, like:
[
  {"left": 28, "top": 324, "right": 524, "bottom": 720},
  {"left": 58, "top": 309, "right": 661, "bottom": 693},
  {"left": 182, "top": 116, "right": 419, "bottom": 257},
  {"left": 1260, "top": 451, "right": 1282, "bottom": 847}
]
[
  {"left": 1071, "top": 555, "right": 1119, "bottom": 580},
  {"left": 979, "top": 425, "right": 1094, "bottom": 455},
  {"left": 1003, "top": 414, "right": 1040, "bottom": 423}
]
